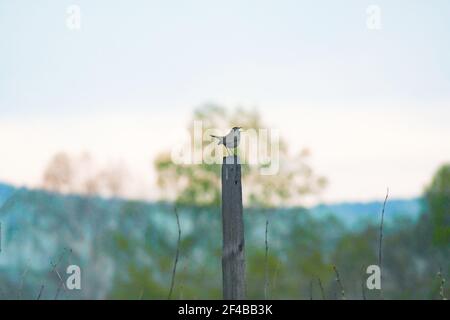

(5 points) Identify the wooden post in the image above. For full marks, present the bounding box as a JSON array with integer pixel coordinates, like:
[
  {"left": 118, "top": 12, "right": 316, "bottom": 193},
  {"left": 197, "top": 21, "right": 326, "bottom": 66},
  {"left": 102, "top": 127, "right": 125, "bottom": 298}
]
[{"left": 221, "top": 155, "right": 246, "bottom": 299}]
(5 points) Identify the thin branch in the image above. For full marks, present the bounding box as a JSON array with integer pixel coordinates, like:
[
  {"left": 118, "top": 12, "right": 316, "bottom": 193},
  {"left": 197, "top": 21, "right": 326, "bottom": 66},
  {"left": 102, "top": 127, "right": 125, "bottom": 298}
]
[
  {"left": 17, "top": 266, "right": 29, "bottom": 300},
  {"left": 361, "top": 265, "right": 367, "bottom": 300},
  {"left": 168, "top": 206, "right": 181, "bottom": 300},
  {"left": 264, "top": 218, "right": 269, "bottom": 300},
  {"left": 50, "top": 248, "right": 68, "bottom": 273},
  {"left": 333, "top": 265, "right": 346, "bottom": 300},
  {"left": 361, "top": 280, "right": 367, "bottom": 300},
  {"left": 52, "top": 264, "right": 66, "bottom": 300},
  {"left": 437, "top": 268, "right": 447, "bottom": 300},
  {"left": 37, "top": 285, "right": 45, "bottom": 300},
  {"left": 51, "top": 248, "right": 72, "bottom": 300},
  {"left": 378, "top": 188, "right": 389, "bottom": 299},
  {"left": 309, "top": 280, "right": 313, "bottom": 300},
  {"left": 318, "top": 277, "right": 325, "bottom": 300}
]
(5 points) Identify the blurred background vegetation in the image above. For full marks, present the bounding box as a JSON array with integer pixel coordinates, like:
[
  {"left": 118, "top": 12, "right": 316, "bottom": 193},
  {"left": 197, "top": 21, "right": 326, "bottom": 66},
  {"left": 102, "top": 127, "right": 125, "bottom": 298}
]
[
  {"left": 154, "top": 105, "right": 326, "bottom": 207},
  {"left": 0, "top": 106, "right": 448, "bottom": 300}
]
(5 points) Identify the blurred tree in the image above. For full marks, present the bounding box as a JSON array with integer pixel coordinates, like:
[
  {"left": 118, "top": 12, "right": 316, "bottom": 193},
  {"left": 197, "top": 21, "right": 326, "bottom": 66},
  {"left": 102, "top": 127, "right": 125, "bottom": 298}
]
[
  {"left": 42, "top": 152, "right": 128, "bottom": 197},
  {"left": 424, "top": 164, "right": 450, "bottom": 246},
  {"left": 42, "top": 152, "right": 73, "bottom": 193},
  {"left": 154, "top": 104, "right": 327, "bottom": 207}
]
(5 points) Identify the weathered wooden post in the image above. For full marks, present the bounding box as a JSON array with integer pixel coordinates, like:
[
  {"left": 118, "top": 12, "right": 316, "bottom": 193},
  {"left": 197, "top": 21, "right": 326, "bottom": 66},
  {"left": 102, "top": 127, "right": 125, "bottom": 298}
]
[{"left": 221, "top": 154, "right": 246, "bottom": 299}]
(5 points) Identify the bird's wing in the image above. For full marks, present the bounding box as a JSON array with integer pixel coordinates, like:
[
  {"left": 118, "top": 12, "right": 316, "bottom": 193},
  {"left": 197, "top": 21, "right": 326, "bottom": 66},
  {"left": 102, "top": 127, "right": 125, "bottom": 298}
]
[{"left": 210, "top": 134, "right": 224, "bottom": 145}]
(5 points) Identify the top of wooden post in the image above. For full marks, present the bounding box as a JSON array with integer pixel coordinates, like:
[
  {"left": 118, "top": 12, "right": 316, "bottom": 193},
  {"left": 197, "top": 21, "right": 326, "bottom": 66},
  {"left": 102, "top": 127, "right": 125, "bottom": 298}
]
[{"left": 223, "top": 155, "right": 241, "bottom": 165}]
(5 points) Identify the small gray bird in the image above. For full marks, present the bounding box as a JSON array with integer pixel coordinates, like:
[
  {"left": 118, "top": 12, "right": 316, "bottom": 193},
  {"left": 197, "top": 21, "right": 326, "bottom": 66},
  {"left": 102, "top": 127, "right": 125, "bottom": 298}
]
[{"left": 210, "top": 127, "right": 242, "bottom": 155}]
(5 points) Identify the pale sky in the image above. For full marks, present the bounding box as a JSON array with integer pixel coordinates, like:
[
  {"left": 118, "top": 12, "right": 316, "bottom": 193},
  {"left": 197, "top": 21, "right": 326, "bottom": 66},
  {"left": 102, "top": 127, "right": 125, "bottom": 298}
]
[{"left": 1, "top": 0, "right": 450, "bottom": 203}]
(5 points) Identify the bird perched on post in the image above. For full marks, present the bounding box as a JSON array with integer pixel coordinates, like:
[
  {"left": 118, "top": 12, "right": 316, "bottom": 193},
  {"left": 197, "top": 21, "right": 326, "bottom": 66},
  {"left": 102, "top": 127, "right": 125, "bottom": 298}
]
[{"left": 211, "top": 127, "right": 242, "bottom": 155}]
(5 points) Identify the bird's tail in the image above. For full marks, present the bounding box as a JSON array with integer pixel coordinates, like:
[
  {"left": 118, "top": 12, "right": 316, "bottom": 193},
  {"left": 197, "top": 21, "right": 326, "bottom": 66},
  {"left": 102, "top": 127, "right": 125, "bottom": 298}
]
[{"left": 210, "top": 135, "right": 223, "bottom": 145}]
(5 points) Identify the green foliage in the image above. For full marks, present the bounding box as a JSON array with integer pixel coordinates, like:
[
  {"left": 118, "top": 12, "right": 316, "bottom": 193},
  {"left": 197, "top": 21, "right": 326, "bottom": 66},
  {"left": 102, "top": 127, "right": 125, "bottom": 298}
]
[
  {"left": 425, "top": 164, "right": 450, "bottom": 246},
  {"left": 103, "top": 197, "right": 448, "bottom": 300},
  {"left": 1, "top": 165, "right": 448, "bottom": 299},
  {"left": 154, "top": 104, "right": 327, "bottom": 207},
  {"left": 110, "top": 264, "right": 168, "bottom": 300}
]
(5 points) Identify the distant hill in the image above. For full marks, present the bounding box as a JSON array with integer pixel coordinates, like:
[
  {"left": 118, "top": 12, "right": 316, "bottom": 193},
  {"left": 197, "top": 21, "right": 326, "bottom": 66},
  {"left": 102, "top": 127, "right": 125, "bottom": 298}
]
[
  {"left": 311, "top": 198, "right": 424, "bottom": 229},
  {"left": 0, "top": 182, "right": 429, "bottom": 299},
  {"left": 0, "top": 183, "right": 14, "bottom": 207},
  {"left": 0, "top": 182, "right": 423, "bottom": 228}
]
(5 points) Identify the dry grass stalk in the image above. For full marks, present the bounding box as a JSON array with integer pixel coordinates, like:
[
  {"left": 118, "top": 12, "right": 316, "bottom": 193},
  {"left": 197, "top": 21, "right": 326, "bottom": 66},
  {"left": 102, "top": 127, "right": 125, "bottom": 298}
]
[
  {"left": 264, "top": 218, "right": 269, "bottom": 300},
  {"left": 168, "top": 205, "right": 181, "bottom": 300},
  {"left": 318, "top": 278, "right": 326, "bottom": 300},
  {"left": 437, "top": 269, "right": 447, "bottom": 300},
  {"left": 378, "top": 188, "right": 389, "bottom": 298},
  {"left": 333, "top": 265, "right": 346, "bottom": 300}
]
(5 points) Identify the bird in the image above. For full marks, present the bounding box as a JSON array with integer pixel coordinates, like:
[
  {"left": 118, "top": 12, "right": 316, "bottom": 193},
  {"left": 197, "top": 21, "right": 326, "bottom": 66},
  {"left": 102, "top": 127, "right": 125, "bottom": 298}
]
[{"left": 210, "top": 127, "right": 242, "bottom": 155}]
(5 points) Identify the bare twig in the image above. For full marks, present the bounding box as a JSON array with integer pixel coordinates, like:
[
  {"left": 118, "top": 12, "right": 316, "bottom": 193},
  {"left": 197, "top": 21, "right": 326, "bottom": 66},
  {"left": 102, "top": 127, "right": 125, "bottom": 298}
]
[
  {"left": 168, "top": 206, "right": 181, "bottom": 300},
  {"left": 378, "top": 188, "right": 389, "bottom": 299},
  {"left": 318, "top": 277, "right": 325, "bottom": 300},
  {"left": 37, "top": 285, "right": 45, "bottom": 300},
  {"left": 264, "top": 218, "right": 269, "bottom": 300},
  {"left": 51, "top": 247, "right": 72, "bottom": 300},
  {"left": 361, "top": 265, "right": 367, "bottom": 300},
  {"left": 52, "top": 264, "right": 66, "bottom": 300},
  {"left": 333, "top": 265, "right": 346, "bottom": 300},
  {"left": 17, "top": 266, "right": 29, "bottom": 300},
  {"left": 361, "top": 280, "right": 367, "bottom": 300},
  {"left": 309, "top": 280, "right": 313, "bottom": 300},
  {"left": 437, "top": 268, "right": 447, "bottom": 300}
]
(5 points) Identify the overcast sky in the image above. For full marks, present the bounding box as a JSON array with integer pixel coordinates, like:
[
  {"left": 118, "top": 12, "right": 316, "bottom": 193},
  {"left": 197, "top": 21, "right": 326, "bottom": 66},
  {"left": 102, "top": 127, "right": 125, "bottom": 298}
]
[{"left": 1, "top": 0, "right": 450, "bottom": 203}]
